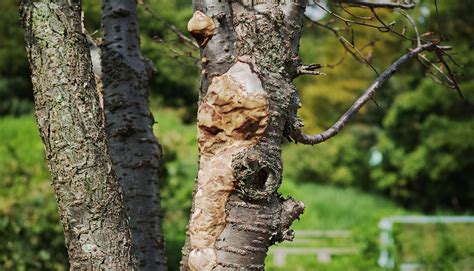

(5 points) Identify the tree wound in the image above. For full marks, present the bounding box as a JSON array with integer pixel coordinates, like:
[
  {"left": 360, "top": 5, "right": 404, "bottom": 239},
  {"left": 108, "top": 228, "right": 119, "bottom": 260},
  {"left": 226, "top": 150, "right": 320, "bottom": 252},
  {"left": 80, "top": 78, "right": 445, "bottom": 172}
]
[
  {"left": 188, "top": 61, "right": 269, "bottom": 270},
  {"left": 232, "top": 150, "right": 281, "bottom": 201}
]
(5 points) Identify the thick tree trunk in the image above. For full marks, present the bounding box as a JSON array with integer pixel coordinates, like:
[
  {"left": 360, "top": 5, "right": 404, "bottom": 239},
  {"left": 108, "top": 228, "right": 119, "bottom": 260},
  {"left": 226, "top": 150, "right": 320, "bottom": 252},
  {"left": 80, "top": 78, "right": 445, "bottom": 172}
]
[
  {"left": 19, "top": 0, "right": 135, "bottom": 269},
  {"left": 181, "top": 1, "right": 306, "bottom": 270},
  {"left": 101, "top": 1, "right": 167, "bottom": 269}
]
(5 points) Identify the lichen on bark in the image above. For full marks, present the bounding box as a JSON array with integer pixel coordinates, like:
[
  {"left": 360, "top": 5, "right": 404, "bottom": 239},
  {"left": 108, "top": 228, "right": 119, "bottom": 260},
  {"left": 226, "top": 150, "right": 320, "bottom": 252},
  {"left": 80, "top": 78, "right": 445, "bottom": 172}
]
[{"left": 19, "top": 0, "right": 135, "bottom": 269}]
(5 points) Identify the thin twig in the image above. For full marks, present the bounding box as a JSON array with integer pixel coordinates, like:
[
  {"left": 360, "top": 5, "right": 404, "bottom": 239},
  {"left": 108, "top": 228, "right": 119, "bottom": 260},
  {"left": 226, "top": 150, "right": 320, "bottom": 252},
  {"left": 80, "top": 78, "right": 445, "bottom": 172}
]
[
  {"left": 336, "top": 0, "right": 416, "bottom": 10},
  {"left": 141, "top": 2, "right": 199, "bottom": 49},
  {"left": 289, "top": 42, "right": 437, "bottom": 145}
]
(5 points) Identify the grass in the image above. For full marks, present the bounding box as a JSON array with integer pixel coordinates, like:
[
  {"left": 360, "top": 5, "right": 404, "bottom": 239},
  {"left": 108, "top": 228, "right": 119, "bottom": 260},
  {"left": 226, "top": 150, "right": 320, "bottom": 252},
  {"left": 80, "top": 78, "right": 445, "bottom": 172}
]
[
  {"left": 265, "top": 181, "right": 410, "bottom": 271},
  {"left": 279, "top": 181, "right": 408, "bottom": 230},
  {"left": 0, "top": 115, "right": 52, "bottom": 211},
  {"left": 395, "top": 223, "right": 474, "bottom": 270},
  {"left": 1, "top": 112, "right": 473, "bottom": 270}
]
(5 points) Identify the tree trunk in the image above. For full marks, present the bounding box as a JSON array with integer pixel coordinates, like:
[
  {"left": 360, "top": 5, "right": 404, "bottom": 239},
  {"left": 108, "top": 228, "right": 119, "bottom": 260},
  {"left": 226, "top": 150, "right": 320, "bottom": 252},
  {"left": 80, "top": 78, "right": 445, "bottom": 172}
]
[
  {"left": 19, "top": 0, "right": 135, "bottom": 269},
  {"left": 101, "top": 1, "right": 167, "bottom": 269},
  {"left": 181, "top": 1, "right": 306, "bottom": 270}
]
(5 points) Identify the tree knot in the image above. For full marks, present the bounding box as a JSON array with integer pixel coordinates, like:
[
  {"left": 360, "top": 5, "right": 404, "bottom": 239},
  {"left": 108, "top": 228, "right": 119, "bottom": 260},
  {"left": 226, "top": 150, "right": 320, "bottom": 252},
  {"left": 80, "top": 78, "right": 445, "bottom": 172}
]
[{"left": 232, "top": 149, "right": 281, "bottom": 201}]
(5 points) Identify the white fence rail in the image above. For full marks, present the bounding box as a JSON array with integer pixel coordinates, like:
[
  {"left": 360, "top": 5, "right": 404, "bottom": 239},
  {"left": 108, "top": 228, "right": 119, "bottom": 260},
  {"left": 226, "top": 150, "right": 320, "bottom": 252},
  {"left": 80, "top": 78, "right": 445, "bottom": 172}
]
[
  {"left": 271, "top": 230, "right": 357, "bottom": 267},
  {"left": 378, "top": 216, "right": 474, "bottom": 270}
]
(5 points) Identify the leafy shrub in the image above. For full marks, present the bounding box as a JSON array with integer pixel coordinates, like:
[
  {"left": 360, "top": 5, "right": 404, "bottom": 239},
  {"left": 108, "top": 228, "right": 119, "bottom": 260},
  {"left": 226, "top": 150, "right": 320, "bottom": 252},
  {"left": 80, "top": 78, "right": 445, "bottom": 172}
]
[{"left": 0, "top": 116, "right": 67, "bottom": 270}]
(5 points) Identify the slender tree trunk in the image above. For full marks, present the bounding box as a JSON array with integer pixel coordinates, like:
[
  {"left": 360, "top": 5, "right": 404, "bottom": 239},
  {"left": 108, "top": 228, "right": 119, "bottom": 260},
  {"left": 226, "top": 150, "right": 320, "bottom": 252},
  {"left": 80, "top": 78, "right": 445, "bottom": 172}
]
[
  {"left": 181, "top": 1, "right": 306, "bottom": 270},
  {"left": 100, "top": 1, "right": 167, "bottom": 269},
  {"left": 19, "top": 0, "right": 135, "bottom": 269}
]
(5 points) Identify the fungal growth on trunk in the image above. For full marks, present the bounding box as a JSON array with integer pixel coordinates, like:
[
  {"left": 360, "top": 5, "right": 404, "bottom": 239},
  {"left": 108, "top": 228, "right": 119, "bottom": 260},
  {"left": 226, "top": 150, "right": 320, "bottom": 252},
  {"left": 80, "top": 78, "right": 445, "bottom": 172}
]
[{"left": 188, "top": 11, "right": 216, "bottom": 47}]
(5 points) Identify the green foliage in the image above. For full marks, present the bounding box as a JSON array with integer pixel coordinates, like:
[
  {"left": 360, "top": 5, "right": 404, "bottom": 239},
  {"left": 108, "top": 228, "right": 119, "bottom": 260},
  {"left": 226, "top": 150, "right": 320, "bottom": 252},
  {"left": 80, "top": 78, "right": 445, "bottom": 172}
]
[
  {"left": 151, "top": 106, "right": 197, "bottom": 270},
  {"left": 1, "top": 0, "right": 199, "bottom": 118},
  {"left": 283, "top": 125, "right": 376, "bottom": 189},
  {"left": 372, "top": 80, "right": 474, "bottom": 210},
  {"left": 395, "top": 223, "right": 474, "bottom": 270},
  {"left": 292, "top": 0, "right": 474, "bottom": 211},
  {"left": 0, "top": 0, "right": 33, "bottom": 116},
  {"left": 368, "top": 0, "right": 474, "bottom": 211},
  {"left": 297, "top": 8, "right": 403, "bottom": 133},
  {"left": 0, "top": 116, "right": 67, "bottom": 270},
  {"left": 138, "top": 0, "right": 200, "bottom": 119}
]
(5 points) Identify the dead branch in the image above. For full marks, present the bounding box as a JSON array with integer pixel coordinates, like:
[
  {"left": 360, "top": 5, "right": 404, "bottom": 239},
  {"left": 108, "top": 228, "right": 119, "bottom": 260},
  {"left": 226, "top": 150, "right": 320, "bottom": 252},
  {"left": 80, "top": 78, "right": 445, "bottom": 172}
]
[
  {"left": 297, "top": 64, "right": 325, "bottom": 77},
  {"left": 140, "top": 2, "right": 199, "bottom": 49}
]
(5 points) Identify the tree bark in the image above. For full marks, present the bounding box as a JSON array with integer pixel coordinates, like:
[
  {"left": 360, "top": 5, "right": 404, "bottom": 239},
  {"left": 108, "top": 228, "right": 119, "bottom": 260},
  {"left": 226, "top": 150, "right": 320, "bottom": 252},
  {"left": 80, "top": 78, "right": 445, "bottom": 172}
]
[
  {"left": 19, "top": 0, "right": 135, "bottom": 269},
  {"left": 181, "top": 1, "right": 307, "bottom": 270},
  {"left": 100, "top": 1, "right": 167, "bottom": 269}
]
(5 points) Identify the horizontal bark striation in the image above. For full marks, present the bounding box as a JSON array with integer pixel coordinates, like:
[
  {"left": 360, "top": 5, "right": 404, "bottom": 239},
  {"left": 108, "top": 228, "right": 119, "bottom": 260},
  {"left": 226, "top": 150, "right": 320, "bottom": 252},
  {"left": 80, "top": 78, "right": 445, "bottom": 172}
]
[
  {"left": 213, "top": 2, "right": 306, "bottom": 270},
  {"left": 19, "top": 1, "right": 135, "bottom": 270},
  {"left": 183, "top": 1, "right": 306, "bottom": 270},
  {"left": 101, "top": 0, "right": 167, "bottom": 269}
]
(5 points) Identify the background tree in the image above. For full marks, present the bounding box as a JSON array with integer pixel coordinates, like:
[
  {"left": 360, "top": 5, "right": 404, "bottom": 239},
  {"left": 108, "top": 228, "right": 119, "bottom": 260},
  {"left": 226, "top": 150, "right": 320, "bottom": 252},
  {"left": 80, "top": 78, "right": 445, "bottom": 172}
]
[
  {"left": 100, "top": 0, "right": 167, "bottom": 268},
  {"left": 18, "top": 0, "right": 168, "bottom": 269}
]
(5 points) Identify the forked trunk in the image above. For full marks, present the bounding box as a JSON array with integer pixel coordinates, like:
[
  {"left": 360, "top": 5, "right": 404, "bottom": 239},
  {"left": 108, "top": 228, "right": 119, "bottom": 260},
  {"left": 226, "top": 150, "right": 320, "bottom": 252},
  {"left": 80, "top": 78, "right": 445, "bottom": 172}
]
[
  {"left": 19, "top": 0, "right": 135, "bottom": 269},
  {"left": 181, "top": 1, "right": 306, "bottom": 270}
]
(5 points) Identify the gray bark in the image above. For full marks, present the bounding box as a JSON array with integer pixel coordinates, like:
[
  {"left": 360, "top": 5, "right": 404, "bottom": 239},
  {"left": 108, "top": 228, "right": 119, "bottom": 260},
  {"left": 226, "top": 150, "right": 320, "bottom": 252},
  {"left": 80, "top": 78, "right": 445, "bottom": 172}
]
[
  {"left": 101, "top": 0, "right": 167, "bottom": 270},
  {"left": 19, "top": 0, "right": 135, "bottom": 270},
  {"left": 181, "top": 1, "right": 307, "bottom": 270}
]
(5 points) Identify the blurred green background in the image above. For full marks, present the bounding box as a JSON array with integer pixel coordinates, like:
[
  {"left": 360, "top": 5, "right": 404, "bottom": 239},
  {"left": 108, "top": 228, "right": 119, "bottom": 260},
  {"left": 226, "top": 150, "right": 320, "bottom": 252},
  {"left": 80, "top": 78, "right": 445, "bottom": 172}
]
[{"left": 0, "top": 0, "right": 473, "bottom": 270}]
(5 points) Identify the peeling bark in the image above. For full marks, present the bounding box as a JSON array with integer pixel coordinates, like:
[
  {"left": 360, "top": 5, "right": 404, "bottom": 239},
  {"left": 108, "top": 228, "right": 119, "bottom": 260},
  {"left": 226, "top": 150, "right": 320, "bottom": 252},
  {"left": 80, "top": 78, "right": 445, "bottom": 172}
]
[
  {"left": 182, "top": 1, "right": 307, "bottom": 270},
  {"left": 19, "top": 0, "right": 135, "bottom": 269},
  {"left": 101, "top": 0, "right": 167, "bottom": 269}
]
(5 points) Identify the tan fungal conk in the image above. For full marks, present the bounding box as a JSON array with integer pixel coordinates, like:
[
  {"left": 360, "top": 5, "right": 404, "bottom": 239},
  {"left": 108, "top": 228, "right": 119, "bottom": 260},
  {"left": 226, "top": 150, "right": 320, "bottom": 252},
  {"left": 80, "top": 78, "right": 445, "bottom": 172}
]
[
  {"left": 188, "top": 61, "right": 269, "bottom": 270},
  {"left": 188, "top": 11, "right": 216, "bottom": 47}
]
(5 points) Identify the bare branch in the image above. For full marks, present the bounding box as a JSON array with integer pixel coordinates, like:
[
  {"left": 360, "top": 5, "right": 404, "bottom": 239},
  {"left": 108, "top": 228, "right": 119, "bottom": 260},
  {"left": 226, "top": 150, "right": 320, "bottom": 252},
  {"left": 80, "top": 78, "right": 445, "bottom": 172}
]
[
  {"left": 398, "top": 9, "right": 421, "bottom": 47},
  {"left": 140, "top": 2, "right": 199, "bottom": 49},
  {"left": 309, "top": 18, "right": 381, "bottom": 75},
  {"left": 289, "top": 42, "right": 437, "bottom": 145},
  {"left": 435, "top": 50, "right": 464, "bottom": 98},
  {"left": 335, "top": 0, "right": 416, "bottom": 9}
]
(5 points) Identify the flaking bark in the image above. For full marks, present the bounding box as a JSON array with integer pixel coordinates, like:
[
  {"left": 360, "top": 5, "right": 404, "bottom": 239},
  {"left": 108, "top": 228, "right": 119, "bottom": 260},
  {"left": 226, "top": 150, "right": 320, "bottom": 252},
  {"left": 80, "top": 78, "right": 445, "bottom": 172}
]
[
  {"left": 181, "top": 1, "right": 307, "bottom": 270},
  {"left": 101, "top": 0, "right": 167, "bottom": 269},
  {"left": 19, "top": 0, "right": 135, "bottom": 269}
]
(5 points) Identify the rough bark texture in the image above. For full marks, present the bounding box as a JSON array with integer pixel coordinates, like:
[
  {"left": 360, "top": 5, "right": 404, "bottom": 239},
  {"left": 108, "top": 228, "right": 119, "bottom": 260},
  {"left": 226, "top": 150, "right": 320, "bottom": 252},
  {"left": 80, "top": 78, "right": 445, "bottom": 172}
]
[
  {"left": 101, "top": 0, "right": 167, "bottom": 270},
  {"left": 181, "top": 1, "right": 307, "bottom": 270},
  {"left": 19, "top": 1, "right": 135, "bottom": 270}
]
